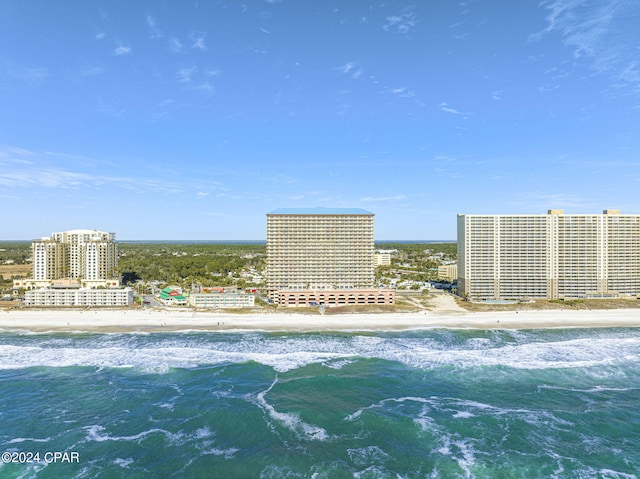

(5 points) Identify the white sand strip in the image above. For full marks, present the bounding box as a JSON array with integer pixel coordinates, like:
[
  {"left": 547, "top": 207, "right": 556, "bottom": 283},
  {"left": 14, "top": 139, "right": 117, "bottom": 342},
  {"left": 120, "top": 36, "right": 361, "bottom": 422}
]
[{"left": 1, "top": 308, "right": 639, "bottom": 333}]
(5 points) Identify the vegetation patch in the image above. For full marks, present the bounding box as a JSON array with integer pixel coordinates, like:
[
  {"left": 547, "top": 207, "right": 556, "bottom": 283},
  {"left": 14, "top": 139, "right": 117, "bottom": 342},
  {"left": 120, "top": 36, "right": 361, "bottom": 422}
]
[
  {"left": 324, "top": 303, "right": 415, "bottom": 315},
  {"left": 458, "top": 297, "right": 640, "bottom": 312},
  {"left": 0, "top": 264, "right": 31, "bottom": 279}
]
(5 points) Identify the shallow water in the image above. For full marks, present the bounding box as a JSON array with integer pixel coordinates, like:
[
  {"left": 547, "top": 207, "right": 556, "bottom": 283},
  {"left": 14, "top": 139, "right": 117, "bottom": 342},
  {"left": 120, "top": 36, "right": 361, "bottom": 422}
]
[{"left": 1, "top": 327, "right": 639, "bottom": 478}]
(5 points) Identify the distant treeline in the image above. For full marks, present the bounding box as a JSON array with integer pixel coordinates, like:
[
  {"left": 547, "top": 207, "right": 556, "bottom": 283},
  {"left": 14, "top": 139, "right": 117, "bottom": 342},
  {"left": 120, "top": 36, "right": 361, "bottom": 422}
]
[{"left": 1, "top": 241, "right": 457, "bottom": 288}]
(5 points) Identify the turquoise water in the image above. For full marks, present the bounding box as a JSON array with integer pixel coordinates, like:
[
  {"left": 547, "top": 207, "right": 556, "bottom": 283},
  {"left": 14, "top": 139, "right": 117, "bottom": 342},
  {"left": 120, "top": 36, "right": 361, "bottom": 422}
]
[{"left": 1, "top": 328, "right": 639, "bottom": 478}]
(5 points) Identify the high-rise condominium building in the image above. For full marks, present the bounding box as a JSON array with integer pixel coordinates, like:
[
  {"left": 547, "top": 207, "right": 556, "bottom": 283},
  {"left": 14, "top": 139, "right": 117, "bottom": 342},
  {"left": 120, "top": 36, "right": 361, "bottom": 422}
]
[
  {"left": 458, "top": 210, "right": 640, "bottom": 300},
  {"left": 32, "top": 229, "right": 118, "bottom": 282},
  {"left": 266, "top": 208, "right": 375, "bottom": 290}
]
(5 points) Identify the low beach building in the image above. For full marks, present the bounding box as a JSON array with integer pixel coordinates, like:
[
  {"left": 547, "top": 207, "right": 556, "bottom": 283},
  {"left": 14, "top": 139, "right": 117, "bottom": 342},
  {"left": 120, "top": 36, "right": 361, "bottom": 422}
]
[
  {"left": 159, "top": 287, "right": 187, "bottom": 306},
  {"left": 24, "top": 287, "right": 134, "bottom": 307},
  {"left": 189, "top": 292, "right": 255, "bottom": 309},
  {"left": 275, "top": 288, "right": 395, "bottom": 307}
]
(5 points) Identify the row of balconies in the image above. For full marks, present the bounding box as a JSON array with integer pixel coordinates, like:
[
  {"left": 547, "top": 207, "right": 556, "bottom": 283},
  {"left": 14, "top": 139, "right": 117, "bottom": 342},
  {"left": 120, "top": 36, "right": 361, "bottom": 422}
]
[
  {"left": 267, "top": 230, "right": 373, "bottom": 234},
  {"left": 270, "top": 263, "right": 373, "bottom": 267},
  {"left": 267, "top": 271, "right": 374, "bottom": 275},
  {"left": 267, "top": 228, "right": 372, "bottom": 233},
  {"left": 268, "top": 252, "right": 374, "bottom": 255}
]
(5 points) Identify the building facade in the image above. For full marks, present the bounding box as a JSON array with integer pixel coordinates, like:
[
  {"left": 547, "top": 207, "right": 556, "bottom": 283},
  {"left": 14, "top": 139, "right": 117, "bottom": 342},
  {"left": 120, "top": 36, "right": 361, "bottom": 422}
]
[
  {"left": 30, "top": 229, "right": 118, "bottom": 286},
  {"left": 458, "top": 210, "right": 640, "bottom": 300},
  {"left": 267, "top": 208, "right": 375, "bottom": 290},
  {"left": 189, "top": 293, "right": 255, "bottom": 309},
  {"left": 438, "top": 264, "right": 458, "bottom": 281},
  {"left": 374, "top": 251, "right": 392, "bottom": 267},
  {"left": 275, "top": 288, "right": 394, "bottom": 307},
  {"left": 24, "top": 287, "right": 133, "bottom": 307},
  {"left": 266, "top": 208, "right": 393, "bottom": 306}
]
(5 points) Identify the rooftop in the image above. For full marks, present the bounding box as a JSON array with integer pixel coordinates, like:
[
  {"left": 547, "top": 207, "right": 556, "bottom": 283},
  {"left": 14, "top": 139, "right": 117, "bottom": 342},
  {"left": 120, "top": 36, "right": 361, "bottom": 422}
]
[{"left": 268, "top": 207, "right": 374, "bottom": 216}]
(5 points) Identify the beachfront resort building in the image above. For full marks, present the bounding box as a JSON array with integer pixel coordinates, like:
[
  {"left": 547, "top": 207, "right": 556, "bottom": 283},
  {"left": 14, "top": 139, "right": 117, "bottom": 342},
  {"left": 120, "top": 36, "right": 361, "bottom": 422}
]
[
  {"left": 266, "top": 208, "right": 394, "bottom": 306},
  {"left": 438, "top": 264, "right": 458, "bottom": 281},
  {"left": 457, "top": 209, "right": 640, "bottom": 301},
  {"left": 374, "top": 251, "right": 392, "bottom": 267},
  {"left": 17, "top": 229, "right": 127, "bottom": 307},
  {"left": 30, "top": 229, "right": 118, "bottom": 286}
]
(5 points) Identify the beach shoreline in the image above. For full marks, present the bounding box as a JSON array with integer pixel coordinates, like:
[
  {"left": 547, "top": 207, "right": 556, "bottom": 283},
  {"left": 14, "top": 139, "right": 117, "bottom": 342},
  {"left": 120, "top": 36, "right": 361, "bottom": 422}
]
[{"left": 1, "top": 306, "right": 640, "bottom": 333}]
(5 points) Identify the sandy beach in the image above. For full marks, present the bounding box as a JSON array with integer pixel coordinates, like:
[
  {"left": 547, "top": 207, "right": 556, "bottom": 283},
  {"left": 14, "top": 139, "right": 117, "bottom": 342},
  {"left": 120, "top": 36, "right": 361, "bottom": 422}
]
[{"left": 1, "top": 294, "right": 640, "bottom": 333}]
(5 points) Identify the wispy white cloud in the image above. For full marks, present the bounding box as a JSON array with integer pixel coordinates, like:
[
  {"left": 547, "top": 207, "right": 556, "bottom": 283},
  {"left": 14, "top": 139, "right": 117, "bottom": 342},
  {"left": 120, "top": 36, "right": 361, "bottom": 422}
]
[
  {"left": 79, "top": 66, "right": 105, "bottom": 77},
  {"left": 389, "top": 87, "right": 415, "bottom": 98},
  {"left": 0, "top": 169, "right": 93, "bottom": 189},
  {"left": 534, "top": 0, "right": 640, "bottom": 96},
  {"left": 95, "top": 32, "right": 106, "bottom": 40},
  {"left": 359, "top": 194, "right": 407, "bottom": 202},
  {"left": 2, "top": 66, "right": 51, "bottom": 87},
  {"left": 145, "top": 15, "right": 163, "bottom": 39},
  {"left": 510, "top": 192, "right": 595, "bottom": 211},
  {"left": 0, "top": 147, "right": 189, "bottom": 195},
  {"left": 158, "top": 99, "right": 176, "bottom": 108},
  {"left": 175, "top": 67, "right": 217, "bottom": 95},
  {"left": 491, "top": 90, "right": 503, "bottom": 101},
  {"left": 267, "top": 174, "right": 296, "bottom": 184},
  {"left": 97, "top": 97, "right": 126, "bottom": 117},
  {"left": 191, "top": 31, "right": 207, "bottom": 51},
  {"left": 435, "top": 154, "right": 459, "bottom": 162},
  {"left": 169, "top": 37, "right": 184, "bottom": 53},
  {"left": 193, "top": 82, "right": 215, "bottom": 94},
  {"left": 24, "top": 68, "right": 51, "bottom": 84},
  {"left": 438, "top": 102, "right": 472, "bottom": 116},
  {"left": 114, "top": 44, "right": 132, "bottom": 56},
  {"left": 335, "top": 62, "right": 362, "bottom": 79},
  {"left": 383, "top": 12, "right": 418, "bottom": 34},
  {"left": 176, "top": 66, "right": 197, "bottom": 83}
]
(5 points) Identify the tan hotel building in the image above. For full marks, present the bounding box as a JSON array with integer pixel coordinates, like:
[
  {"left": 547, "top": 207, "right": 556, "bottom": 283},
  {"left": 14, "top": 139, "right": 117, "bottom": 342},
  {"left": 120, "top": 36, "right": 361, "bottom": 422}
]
[
  {"left": 458, "top": 210, "right": 640, "bottom": 301},
  {"left": 266, "top": 208, "right": 394, "bottom": 306},
  {"left": 17, "top": 229, "right": 119, "bottom": 290}
]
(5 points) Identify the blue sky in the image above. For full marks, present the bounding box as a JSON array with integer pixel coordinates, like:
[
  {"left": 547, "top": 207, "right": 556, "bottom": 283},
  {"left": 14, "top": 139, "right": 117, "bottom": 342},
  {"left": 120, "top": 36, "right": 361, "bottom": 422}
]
[{"left": 1, "top": 0, "right": 639, "bottom": 240}]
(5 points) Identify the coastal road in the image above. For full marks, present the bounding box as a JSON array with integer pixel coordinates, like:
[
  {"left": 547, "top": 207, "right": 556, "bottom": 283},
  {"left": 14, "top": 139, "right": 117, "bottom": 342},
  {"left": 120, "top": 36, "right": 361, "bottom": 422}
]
[{"left": 142, "top": 294, "right": 163, "bottom": 308}]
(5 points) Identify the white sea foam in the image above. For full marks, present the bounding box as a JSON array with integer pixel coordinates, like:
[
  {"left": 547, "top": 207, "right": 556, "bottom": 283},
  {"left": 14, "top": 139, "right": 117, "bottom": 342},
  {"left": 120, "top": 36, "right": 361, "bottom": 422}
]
[
  {"left": 353, "top": 465, "right": 393, "bottom": 479},
  {"left": 451, "top": 438, "right": 476, "bottom": 478},
  {"left": 200, "top": 447, "right": 238, "bottom": 458},
  {"left": 539, "top": 385, "right": 638, "bottom": 393},
  {"left": 1, "top": 330, "right": 639, "bottom": 373},
  {"left": 84, "top": 425, "right": 184, "bottom": 444},
  {"left": 348, "top": 393, "right": 576, "bottom": 447},
  {"left": 7, "top": 436, "right": 52, "bottom": 444},
  {"left": 194, "top": 427, "right": 212, "bottom": 439},
  {"left": 452, "top": 411, "right": 474, "bottom": 418},
  {"left": 255, "top": 378, "right": 329, "bottom": 441},
  {"left": 574, "top": 467, "right": 639, "bottom": 479},
  {"left": 346, "top": 396, "right": 433, "bottom": 422},
  {"left": 596, "top": 469, "right": 638, "bottom": 479},
  {"left": 347, "top": 445, "right": 389, "bottom": 467},
  {"left": 113, "top": 458, "right": 134, "bottom": 468},
  {"left": 322, "top": 358, "right": 357, "bottom": 369}
]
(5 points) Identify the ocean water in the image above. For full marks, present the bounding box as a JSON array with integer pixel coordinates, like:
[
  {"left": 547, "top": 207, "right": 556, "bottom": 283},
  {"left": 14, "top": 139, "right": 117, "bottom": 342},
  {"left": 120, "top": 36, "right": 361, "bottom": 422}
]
[{"left": 0, "top": 327, "right": 639, "bottom": 478}]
